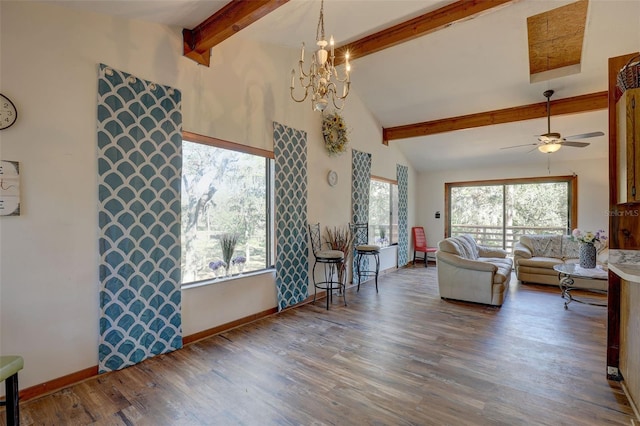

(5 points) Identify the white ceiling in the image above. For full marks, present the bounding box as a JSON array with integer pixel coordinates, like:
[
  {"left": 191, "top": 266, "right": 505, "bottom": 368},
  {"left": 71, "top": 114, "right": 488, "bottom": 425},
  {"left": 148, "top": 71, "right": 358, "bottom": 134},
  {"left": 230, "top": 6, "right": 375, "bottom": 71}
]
[{"left": 54, "top": 0, "right": 640, "bottom": 172}]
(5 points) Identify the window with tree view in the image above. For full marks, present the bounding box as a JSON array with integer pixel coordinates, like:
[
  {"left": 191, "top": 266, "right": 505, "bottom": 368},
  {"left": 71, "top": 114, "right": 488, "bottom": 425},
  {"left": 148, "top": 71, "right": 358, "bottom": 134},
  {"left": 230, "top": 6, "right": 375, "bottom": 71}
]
[
  {"left": 369, "top": 177, "right": 398, "bottom": 246},
  {"left": 181, "top": 139, "right": 274, "bottom": 284},
  {"left": 447, "top": 177, "right": 576, "bottom": 253}
]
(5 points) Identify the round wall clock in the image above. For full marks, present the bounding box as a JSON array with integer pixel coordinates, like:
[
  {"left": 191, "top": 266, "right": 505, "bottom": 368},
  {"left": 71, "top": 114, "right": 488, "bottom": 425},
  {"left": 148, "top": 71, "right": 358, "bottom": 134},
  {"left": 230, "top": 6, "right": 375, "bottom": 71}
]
[
  {"left": 0, "top": 94, "right": 18, "bottom": 130},
  {"left": 327, "top": 170, "right": 338, "bottom": 187}
]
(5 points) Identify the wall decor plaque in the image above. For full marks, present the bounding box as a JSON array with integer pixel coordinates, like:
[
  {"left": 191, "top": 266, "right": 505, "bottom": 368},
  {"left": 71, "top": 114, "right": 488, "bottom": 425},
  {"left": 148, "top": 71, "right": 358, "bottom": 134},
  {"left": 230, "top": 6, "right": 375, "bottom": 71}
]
[{"left": 0, "top": 160, "right": 20, "bottom": 216}]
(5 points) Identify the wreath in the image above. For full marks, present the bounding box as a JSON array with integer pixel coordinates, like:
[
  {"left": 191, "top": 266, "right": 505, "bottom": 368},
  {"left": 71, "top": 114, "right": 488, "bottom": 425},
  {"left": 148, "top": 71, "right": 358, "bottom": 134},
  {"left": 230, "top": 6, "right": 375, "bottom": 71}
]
[{"left": 322, "top": 112, "right": 349, "bottom": 156}]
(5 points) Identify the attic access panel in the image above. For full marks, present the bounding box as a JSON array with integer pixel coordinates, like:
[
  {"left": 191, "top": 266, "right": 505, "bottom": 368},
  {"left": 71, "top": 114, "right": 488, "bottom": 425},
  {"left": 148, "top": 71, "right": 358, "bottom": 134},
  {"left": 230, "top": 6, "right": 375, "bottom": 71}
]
[{"left": 527, "top": 0, "right": 588, "bottom": 83}]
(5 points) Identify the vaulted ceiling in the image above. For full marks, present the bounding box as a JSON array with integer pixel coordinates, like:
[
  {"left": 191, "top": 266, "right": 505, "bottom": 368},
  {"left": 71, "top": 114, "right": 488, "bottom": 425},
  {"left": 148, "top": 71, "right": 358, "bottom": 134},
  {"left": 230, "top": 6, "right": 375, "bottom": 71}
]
[{"left": 55, "top": 0, "right": 640, "bottom": 172}]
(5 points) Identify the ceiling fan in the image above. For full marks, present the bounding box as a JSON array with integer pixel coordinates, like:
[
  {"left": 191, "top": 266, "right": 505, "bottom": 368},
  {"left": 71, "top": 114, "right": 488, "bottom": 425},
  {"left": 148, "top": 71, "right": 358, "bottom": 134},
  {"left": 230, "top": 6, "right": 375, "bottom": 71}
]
[{"left": 502, "top": 89, "right": 604, "bottom": 153}]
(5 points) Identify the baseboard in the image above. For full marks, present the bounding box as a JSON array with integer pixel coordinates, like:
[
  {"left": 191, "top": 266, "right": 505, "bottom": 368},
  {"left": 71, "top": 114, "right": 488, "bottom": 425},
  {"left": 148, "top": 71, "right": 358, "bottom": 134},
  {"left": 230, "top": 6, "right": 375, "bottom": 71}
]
[
  {"left": 19, "top": 306, "right": 281, "bottom": 402},
  {"left": 404, "top": 260, "right": 435, "bottom": 268},
  {"left": 182, "top": 307, "right": 278, "bottom": 345},
  {"left": 621, "top": 380, "right": 640, "bottom": 422},
  {"left": 380, "top": 266, "right": 399, "bottom": 275},
  {"left": 20, "top": 365, "right": 98, "bottom": 402}
]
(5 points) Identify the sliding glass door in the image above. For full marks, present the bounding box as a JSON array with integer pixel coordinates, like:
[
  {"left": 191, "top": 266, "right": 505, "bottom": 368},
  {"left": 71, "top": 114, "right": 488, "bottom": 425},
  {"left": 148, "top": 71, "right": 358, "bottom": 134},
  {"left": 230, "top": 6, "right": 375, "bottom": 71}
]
[{"left": 446, "top": 176, "right": 576, "bottom": 253}]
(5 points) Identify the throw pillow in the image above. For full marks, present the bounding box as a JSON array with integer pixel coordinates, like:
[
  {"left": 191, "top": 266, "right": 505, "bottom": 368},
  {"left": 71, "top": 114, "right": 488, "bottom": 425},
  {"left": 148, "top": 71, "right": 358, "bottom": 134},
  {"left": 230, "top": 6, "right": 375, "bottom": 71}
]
[{"left": 523, "top": 234, "right": 562, "bottom": 258}]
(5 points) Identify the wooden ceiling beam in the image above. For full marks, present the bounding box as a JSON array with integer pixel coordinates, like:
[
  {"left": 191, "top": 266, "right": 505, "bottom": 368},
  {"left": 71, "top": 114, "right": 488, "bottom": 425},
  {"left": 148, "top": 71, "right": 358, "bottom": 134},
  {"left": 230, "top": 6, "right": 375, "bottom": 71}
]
[
  {"left": 334, "top": 0, "right": 514, "bottom": 65},
  {"left": 382, "top": 91, "right": 608, "bottom": 144},
  {"left": 183, "top": 0, "right": 513, "bottom": 67},
  {"left": 183, "top": 0, "right": 290, "bottom": 66}
]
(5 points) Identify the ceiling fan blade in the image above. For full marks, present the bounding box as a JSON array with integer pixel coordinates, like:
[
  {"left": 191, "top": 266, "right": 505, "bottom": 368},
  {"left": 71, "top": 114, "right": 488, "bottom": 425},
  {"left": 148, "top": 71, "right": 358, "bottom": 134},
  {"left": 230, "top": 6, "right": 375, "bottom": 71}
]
[
  {"left": 563, "top": 131, "right": 604, "bottom": 140},
  {"left": 500, "top": 143, "right": 539, "bottom": 150},
  {"left": 560, "top": 141, "right": 590, "bottom": 148}
]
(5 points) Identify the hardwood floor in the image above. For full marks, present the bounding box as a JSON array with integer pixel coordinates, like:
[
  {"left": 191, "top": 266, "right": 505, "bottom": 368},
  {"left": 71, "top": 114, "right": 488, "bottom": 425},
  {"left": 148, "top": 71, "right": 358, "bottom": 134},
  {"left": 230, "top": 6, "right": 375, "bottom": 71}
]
[{"left": 5, "top": 267, "right": 636, "bottom": 425}]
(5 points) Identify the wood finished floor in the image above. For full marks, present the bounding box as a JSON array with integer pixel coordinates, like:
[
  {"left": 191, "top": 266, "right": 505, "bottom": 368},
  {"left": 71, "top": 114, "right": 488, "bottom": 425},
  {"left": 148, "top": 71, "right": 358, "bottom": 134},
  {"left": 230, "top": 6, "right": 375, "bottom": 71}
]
[{"left": 5, "top": 266, "right": 636, "bottom": 425}]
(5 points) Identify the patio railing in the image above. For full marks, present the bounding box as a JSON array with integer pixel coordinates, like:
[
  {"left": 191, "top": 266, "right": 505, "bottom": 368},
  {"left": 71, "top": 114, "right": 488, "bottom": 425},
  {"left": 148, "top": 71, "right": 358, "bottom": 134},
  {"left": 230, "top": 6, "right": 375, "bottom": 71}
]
[{"left": 451, "top": 225, "right": 567, "bottom": 254}]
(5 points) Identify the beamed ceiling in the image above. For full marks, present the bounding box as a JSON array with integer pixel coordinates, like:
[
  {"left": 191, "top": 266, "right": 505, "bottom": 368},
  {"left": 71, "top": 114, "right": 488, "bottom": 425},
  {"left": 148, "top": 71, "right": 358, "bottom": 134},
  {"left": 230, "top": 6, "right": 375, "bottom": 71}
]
[{"left": 54, "top": 0, "right": 640, "bottom": 172}]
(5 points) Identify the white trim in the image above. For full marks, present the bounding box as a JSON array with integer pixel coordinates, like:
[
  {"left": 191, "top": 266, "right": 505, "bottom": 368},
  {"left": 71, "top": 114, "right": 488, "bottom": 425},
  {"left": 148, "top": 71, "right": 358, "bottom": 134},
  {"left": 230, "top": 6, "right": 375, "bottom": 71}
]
[{"left": 181, "top": 268, "right": 276, "bottom": 290}]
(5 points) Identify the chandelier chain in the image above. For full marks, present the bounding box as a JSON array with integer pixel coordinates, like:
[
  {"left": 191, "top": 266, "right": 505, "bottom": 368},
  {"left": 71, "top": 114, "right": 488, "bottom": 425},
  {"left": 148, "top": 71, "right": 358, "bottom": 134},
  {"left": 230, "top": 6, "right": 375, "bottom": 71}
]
[{"left": 316, "top": 0, "right": 325, "bottom": 42}]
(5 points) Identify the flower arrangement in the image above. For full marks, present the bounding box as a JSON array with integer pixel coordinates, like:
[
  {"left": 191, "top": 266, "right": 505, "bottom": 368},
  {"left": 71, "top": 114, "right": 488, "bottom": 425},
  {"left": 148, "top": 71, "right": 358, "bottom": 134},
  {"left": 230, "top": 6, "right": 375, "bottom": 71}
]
[
  {"left": 208, "top": 260, "right": 227, "bottom": 278},
  {"left": 324, "top": 226, "right": 354, "bottom": 285},
  {"left": 376, "top": 227, "right": 389, "bottom": 247},
  {"left": 232, "top": 255, "right": 246, "bottom": 274},
  {"left": 325, "top": 226, "right": 354, "bottom": 254},
  {"left": 322, "top": 112, "right": 349, "bottom": 156},
  {"left": 220, "top": 233, "right": 239, "bottom": 270},
  {"left": 571, "top": 229, "right": 607, "bottom": 244},
  {"left": 208, "top": 260, "right": 227, "bottom": 270},
  {"left": 375, "top": 237, "right": 389, "bottom": 247}
]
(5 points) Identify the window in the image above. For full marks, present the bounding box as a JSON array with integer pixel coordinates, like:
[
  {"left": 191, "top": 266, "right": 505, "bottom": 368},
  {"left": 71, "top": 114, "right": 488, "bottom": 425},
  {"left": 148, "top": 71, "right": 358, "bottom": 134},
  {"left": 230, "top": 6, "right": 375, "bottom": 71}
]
[
  {"left": 181, "top": 133, "right": 274, "bottom": 284},
  {"left": 368, "top": 176, "right": 398, "bottom": 246},
  {"left": 445, "top": 176, "right": 577, "bottom": 253}
]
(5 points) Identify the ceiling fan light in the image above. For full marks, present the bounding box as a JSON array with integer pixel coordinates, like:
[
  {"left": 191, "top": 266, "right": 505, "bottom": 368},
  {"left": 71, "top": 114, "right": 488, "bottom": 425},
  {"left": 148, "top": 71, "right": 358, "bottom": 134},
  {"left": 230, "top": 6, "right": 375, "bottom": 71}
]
[{"left": 538, "top": 143, "right": 562, "bottom": 153}]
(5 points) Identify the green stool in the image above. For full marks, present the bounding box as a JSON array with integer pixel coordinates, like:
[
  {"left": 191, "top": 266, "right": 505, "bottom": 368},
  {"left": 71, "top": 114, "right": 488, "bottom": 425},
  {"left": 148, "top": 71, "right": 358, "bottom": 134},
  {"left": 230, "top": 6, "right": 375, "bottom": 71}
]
[{"left": 0, "top": 356, "right": 23, "bottom": 426}]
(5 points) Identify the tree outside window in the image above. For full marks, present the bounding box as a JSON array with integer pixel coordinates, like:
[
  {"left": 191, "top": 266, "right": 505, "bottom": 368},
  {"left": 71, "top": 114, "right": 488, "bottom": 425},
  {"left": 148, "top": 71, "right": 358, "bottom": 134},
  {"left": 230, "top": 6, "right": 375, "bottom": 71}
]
[
  {"left": 181, "top": 140, "right": 273, "bottom": 284},
  {"left": 369, "top": 177, "right": 398, "bottom": 246}
]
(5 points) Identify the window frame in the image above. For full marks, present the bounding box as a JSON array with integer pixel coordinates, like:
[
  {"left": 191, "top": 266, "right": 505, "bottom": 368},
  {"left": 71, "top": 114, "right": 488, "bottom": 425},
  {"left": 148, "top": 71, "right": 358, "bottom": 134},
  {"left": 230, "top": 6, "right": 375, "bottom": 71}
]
[
  {"left": 181, "top": 131, "right": 275, "bottom": 286},
  {"left": 369, "top": 175, "right": 399, "bottom": 246},
  {"left": 444, "top": 175, "right": 578, "bottom": 248}
]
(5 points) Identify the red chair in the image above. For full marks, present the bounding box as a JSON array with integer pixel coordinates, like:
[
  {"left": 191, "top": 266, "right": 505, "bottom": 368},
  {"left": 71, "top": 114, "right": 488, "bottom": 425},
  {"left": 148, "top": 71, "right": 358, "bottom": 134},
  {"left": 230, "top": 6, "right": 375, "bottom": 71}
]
[{"left": 412, "top": 227, "right": 437, "bottom": 267}]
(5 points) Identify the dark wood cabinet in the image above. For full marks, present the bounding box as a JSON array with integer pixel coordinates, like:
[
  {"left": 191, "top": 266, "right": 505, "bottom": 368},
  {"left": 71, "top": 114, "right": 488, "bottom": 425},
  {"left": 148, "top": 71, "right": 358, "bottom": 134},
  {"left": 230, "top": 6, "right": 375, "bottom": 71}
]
[
  {"left": 617, "top": 87, "right": 640, "bottom": 203},
  {"left": 607, "top": 52, "right": 639, "bottom": 386}
]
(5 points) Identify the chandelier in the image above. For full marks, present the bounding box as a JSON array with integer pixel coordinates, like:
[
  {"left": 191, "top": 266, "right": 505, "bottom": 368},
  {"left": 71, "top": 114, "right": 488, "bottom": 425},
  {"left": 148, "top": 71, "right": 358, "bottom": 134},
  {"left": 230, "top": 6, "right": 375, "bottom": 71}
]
[{"left": 290, "top": 0, "right": 351, "bottom": 112}]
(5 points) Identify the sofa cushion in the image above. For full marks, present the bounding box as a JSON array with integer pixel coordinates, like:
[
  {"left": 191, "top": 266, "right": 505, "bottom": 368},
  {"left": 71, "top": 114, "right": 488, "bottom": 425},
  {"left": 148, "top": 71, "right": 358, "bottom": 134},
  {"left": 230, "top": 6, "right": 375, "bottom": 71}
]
[
  {"left": 513, "top": 242, "right": 532, "bottom": 259},
  {"left": 561, "top": 236, "right": 581, "bottom": 259},
  {"left": 478, "top": 245, "right": 508, "bottom": 258},
  {"left": 479, "top": 257, "right": 513, "bottom": 284},
  {"left": 517, "top": 264, "right": 560, "bottom": 276},
  {"left": 438, "top": 234, "right": 479, "bottom": 260},
  {"left": 517, "top": 256, "right": 563, "bottom": 269},
  {"left": 520, "top": 234, "right": 562, "bottom": 258}
]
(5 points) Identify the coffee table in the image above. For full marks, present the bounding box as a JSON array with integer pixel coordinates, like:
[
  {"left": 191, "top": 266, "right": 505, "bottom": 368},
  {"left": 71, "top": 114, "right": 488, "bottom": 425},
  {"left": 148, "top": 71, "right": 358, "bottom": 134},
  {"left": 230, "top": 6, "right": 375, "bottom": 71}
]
[{"left": 553, "top": 263, "right": 608, "bottom": 309}]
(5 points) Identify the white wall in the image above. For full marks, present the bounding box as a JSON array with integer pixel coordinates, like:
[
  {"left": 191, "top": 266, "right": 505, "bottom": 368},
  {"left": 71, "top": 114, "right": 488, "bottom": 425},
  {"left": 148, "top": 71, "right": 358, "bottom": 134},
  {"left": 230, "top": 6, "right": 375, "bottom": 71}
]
[
  {"left": 0, "top": 1, "right": 415, "bottom": 390},
  {"left": 415, "top": 157, "right": 610, "bottom": 247}
]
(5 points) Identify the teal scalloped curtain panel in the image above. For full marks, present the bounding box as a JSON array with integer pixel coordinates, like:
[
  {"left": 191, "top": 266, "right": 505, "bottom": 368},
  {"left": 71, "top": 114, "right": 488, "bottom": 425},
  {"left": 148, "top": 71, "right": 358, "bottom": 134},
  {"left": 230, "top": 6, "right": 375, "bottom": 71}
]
[
  {"left": 274, "top": 122, "right": 309, "bottom": 311},
  {"left": 97, "top": 64, "right": 183, "bottom": 373},
  {"left": 397, "top": 164, "right": 409, "bottom": 267},
  {"left": 352, "top": 150, "right": 372, "bottom": 279}
]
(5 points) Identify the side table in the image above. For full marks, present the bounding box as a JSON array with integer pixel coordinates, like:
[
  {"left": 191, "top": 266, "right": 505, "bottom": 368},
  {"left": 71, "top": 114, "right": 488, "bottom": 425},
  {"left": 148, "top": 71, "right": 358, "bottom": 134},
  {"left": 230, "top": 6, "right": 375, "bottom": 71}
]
[{"left": 554, "top": 263, "right": 608, "bottom": 309}]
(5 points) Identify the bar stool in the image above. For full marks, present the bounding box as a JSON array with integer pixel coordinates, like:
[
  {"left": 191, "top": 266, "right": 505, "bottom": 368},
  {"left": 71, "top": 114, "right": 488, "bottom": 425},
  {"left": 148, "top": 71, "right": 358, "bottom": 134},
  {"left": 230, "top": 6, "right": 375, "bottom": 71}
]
[
  {"left": 0, "top": 356, "right": 24, "bottom": 426},
  {"left": 351, "top": 223, "right": 381, "bottom": 293},
  {"left": 308, "top": 223, "right": 347, "bottom": 309}
]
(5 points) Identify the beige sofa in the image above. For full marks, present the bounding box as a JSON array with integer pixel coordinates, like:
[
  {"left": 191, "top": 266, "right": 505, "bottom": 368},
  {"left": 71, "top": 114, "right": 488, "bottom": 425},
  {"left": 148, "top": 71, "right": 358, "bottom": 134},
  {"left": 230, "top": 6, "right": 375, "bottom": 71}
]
[
  {"left": 514, "top": 234, "right": 608, "bottom": 290},
  {"left": 436, "top": 234, "right": 513, "bottom": 306}
]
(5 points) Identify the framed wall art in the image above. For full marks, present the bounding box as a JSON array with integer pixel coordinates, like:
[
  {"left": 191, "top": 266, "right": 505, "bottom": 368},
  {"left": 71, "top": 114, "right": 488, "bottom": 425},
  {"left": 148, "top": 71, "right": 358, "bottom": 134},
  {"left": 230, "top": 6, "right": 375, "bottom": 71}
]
[{"left": 0, "top": 160, "right": 20, "bottom": 216}]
